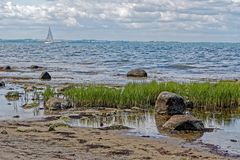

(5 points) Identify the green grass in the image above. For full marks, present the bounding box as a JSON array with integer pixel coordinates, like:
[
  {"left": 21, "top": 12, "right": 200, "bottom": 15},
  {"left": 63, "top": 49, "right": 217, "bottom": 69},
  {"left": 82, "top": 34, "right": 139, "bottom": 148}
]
[
  {"left": 63, "top": 81, "right": 240, "bottom": 109},
  {"left": 43, "top": 86, "right": 55, "bottom": 102}
]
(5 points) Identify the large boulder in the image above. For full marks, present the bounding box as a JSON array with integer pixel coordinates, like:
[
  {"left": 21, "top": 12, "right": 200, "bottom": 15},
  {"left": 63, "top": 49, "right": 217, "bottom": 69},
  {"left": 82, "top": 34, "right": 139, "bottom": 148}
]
[
  {"left": 40, "top": 72, "right": 51, "bottom": 80},
  {"left": 127, "top": 69, "right": 147, "bottom": 77},
  {"left": 45, "top": 97, "right": 72, "bottom": 110},
  {"left": 162, "top": 115, "right": 204, "bottom": 131},
  {"left": 155, "top": 91, "right": 186, "bottom": 115}
]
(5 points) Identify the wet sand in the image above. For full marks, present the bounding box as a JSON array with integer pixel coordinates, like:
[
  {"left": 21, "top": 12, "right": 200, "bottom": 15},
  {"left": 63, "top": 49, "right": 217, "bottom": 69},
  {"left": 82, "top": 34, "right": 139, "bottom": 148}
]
[{"left": 0, "top": 120, "right": 230, "bottom": 160}]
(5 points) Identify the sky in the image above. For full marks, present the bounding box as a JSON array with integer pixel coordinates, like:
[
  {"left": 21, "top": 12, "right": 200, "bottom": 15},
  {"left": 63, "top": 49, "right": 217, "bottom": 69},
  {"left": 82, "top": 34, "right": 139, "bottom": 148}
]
[{"left": 0, "top": 0, "right": 240, "bottom": 42}]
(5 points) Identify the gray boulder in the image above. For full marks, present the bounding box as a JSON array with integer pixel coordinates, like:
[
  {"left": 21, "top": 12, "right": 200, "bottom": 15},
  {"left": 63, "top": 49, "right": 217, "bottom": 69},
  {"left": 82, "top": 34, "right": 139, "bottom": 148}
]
[
  {"left": 162, "top": 115, "right": 204, "bottom": 131},
  {"left": 45, "top": 97, "right": 72, "bottom": 110},
  {"left": 127, "top": 69, "right": 147, "bottom": 77},
  {"left": 155, "top": 91, "right": 186, "bottom": 115},
  {"left": 40, "top": 72, "right": 51, "bottom": 80}
]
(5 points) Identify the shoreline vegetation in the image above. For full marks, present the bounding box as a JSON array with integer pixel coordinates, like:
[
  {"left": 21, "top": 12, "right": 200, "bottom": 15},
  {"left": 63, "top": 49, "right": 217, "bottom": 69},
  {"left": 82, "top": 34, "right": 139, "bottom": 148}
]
[{"left": 60, "top": 81, "right": 240, "bottom": 110}]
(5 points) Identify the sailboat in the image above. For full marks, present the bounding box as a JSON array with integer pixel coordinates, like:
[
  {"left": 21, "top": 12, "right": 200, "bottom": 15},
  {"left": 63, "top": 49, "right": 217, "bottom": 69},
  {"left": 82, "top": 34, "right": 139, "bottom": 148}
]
[{"left": 45, "top": 26, "right": 54, "bottom": 44}]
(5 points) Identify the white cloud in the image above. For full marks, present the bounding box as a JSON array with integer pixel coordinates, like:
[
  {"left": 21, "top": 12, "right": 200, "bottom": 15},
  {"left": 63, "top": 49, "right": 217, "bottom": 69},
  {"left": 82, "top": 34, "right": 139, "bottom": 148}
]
[{"left": 0, "top": 0, "right": 240, "bottom": 41}]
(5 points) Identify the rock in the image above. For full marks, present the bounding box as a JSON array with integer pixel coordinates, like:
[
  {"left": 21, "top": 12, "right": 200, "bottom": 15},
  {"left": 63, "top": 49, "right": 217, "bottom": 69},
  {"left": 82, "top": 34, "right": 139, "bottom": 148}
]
[
  {"left": 48, "top": 125, "right": 56, "bottom": 131},
  {"left": 230, "top": 139, "right": 238, "bottom": 143},
  {"left": 5, "top": 91, "right": 20, "bottom": 101},
  {"left": 47, "top": 120, "right": 70, "bottom": 128},
  {"left": 4, "top": 66, "right": 11, "bottom": 70},
  {"left": 45, "top": 97, "right": 72, "bottom": 110},
  {"left": 40, "top": 72, "right": 51, "bottom": 80},
  {"left": 16, "top": 127, "right": 39, "bottom": 132},
  {"left": 185, "top": 100, "right": 194, "bottom": 109},
  {"left": 127, "top": 69, "right": 147, "bottom": 77},
  {"left": 99, "top": 125, "right": 131, "bottom": 130},
  {"left": 24, "top": 85, "right": 36, "bottom": 92},
  {"left": 1, "top": 130, "right": 8, "bottom": 135},
  {"left": 30, "top": 65, "right": 43, "bottom": 69},
  {"left": 13, "top": 115, "right": 20, "bottom": 118},
  {"left": 0, "top": 81, "right": 5, "bottom": 87},
  {"left": 22, "top": 101, "right": 39, "bottom": 109},
  {"left": 155, "top": 91, "right": 186, "bottom": 115},
  {"left": 162, "top": 115, "right": 204, "bottom": 131}
]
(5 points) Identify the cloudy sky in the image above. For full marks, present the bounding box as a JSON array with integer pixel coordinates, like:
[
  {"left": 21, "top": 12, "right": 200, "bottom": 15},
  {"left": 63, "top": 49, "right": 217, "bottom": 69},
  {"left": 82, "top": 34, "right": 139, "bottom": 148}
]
[{"left": 0, "top": 0, "right": 240, "bottom": 42}]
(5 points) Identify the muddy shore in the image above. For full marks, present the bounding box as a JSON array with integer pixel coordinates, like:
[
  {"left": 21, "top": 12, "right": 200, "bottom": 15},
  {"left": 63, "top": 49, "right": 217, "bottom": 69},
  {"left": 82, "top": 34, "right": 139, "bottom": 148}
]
[{"left": 0, "top": 119, "right": 230, "bottom": 160}]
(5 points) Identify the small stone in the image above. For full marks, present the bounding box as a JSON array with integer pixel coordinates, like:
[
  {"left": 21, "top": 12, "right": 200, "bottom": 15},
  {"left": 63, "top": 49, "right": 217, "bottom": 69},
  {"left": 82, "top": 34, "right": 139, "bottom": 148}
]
[
  {"left": 185, "top": 100, "right": 194, "bottom": 109},
  {"left": 45, "top": 97, "right": 72, "bottom": 110},
  {"left": 30, "top": 65, "right": 43, "bottom": 69},
  {"left": 48, "top": 125, "right": 56, "bottom": 131},
  {"left": 230, "top": 139, "right": 237, "bottom": 143},
  {"left": 4, "top": 66, "right": 11, "bottom": 70},
  {"left": 0, "top": 81, "right": 5, "bottom": 87},
  {"left": 13, "top": 115, "right": 20, "bottom": 118},
  {"left": 40, "top": 72, "right": 51, "bottom": 80},
  {"left": 1, "top": 130, "right": 8, "bottom": 135},
  {"left": 16, "top": 127, "right": 38, "bottom": 132},
  {"left": 5, "top": 91, "right": 21, "bottom": 101},
  {"left": 24, "top": 85, "right": 36, "bottom": 92}
]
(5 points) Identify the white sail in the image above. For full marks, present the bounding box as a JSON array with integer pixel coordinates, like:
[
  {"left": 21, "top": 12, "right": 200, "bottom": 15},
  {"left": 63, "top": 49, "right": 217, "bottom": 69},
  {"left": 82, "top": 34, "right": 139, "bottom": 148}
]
[{"left": 45, "top": 26, "right": 54, "bottom": 43}]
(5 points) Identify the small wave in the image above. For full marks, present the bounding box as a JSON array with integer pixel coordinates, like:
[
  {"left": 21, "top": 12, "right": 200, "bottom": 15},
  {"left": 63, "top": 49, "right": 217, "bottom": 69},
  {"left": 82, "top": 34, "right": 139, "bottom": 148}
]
[{"left": 167, "top": 64, "right": 205, "bottom": 70}]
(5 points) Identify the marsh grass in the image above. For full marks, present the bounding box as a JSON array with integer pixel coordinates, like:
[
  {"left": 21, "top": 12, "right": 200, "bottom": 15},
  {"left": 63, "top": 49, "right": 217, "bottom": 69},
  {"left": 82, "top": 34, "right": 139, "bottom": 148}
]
[
  {"left": 63, "top": 81, "right": 240, "bottom": 109},
  {"left": 43, "top": 86, "right": 55, "bottom": 102}
]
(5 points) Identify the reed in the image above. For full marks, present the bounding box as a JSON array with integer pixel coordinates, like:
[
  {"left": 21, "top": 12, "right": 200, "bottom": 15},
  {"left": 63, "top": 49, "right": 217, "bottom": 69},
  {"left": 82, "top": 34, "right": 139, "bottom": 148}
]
[
  {"left": 43, "top": 86, "right": 55, "bottom": 102},
  {"left": 63, "top": 81, "right": 240, "bottom": 109}
]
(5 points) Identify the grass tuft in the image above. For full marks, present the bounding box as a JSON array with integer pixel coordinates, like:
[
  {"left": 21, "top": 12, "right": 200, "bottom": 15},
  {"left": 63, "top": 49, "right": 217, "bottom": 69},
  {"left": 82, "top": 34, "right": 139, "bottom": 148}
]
[{"left": 63, "top": 81, "right": 240, "bottom": 109}]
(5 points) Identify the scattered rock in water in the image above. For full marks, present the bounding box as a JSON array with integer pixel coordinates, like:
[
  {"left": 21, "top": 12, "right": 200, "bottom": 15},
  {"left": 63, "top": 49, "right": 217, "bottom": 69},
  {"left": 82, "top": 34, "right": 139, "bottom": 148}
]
[
  {"left": 155, "top": 91, "right": 186, "bottom": 115},
  {"left": 127, "top": 69, "right": 147, "bottom": 78},
  {"left": 40, "top": 71, "right": 51, "bottom": 80},
  {"left": 0, "top": 81, "right": 5, "bottom": 87},
  {"left": 4, "top": 65, "right": 11, "bottom": 70},
  {"left": 45, "top": 97, "right": 72, "bottom": 110},
  {"left": 5, "top": 91, "right": 21, "bottom": 101},
  {"left": 13, "top": 115, "right": 20, "bottom": 118},
  {"left": 230, "top": 139, "right": 238, "bottom": 143},
  {"left": 22, "top": 101, "right": 39, "bottom": 109},
  {"left": 99, "top": 125, "right": 131, "bottom": 130},
  {"left": 24, "top": 85, "right": 36, "bottom": 92},
  {"left": 30, "top": 65, "right": 43, "bottom": 70},
  {"left": 162, "top": 115, "right": 204, "bottom": 131},
  {"left": 1, "top": 130, "right": 8, "bottom": 135}
]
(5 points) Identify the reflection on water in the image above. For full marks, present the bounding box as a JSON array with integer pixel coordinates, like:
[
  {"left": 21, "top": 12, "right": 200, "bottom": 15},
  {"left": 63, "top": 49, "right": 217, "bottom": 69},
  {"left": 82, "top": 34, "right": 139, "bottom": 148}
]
[
  {"left": 69, "top": 111, "right": 164, "bottom": 138},
  {"left": 69, "top": 109, "right": 240, "bottom": 155},
  {"left": 194, "top": 110, "right": 240, "bottom": 155},
  {"left": 0, "top": 84, "right": 44, "bottom": 120}
]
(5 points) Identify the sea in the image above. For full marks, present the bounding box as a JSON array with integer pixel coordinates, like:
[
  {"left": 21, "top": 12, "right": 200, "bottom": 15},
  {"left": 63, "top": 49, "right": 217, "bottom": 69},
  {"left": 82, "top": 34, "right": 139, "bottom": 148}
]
[{"left": 0, "top": 40, "right": 239, "bottom": 84}]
